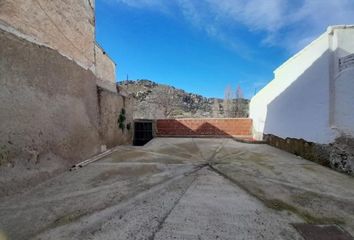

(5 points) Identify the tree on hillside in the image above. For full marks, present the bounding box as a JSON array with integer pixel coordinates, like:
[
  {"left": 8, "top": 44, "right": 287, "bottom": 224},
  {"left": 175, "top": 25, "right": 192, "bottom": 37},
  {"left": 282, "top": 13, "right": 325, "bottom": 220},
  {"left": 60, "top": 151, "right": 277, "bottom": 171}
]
[
  {"left": 212, "top": 98, "right": 221, "bottom": 118},
  {"left": 235, "top": 84, "right": 244, "bottom": 117},
  {"left": 223, "top": 85, "right": 234, "bottom": 118},
  {"left": 146, "top": 88, "right": 179, "bottom": 118}
]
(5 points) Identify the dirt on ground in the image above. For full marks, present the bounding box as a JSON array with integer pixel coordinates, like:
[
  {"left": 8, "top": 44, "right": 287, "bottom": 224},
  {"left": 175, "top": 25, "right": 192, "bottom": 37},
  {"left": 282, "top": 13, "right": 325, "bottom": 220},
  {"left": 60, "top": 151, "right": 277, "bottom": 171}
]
[{"left": 1, "top": 138, "right": 354, "bottom": 240}]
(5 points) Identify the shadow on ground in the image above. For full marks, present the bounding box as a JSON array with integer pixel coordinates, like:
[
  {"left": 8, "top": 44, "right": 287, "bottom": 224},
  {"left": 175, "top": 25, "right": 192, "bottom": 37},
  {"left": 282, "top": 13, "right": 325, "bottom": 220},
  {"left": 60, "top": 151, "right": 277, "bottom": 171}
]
[{"left": 0, "top": 138, "right": 354, "bottom": 239}]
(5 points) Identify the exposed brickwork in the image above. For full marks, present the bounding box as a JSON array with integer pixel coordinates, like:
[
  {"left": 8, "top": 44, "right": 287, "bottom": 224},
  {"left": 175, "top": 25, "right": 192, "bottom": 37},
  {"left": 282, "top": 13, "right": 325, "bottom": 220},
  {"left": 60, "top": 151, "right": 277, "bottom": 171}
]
[{"left": 156, "top": 119, "right": 252, "bottom": 137}]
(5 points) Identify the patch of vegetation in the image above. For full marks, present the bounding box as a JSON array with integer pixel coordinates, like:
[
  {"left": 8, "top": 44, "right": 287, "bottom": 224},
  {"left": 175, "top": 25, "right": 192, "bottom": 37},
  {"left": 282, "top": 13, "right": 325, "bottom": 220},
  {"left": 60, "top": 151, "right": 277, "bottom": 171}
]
[
  {"left": 118, "top": 108, "right": 126, "bottom": 131},
  {"left": 32, "top": 210, "right": 90, "bottom": 238},
  {"left": 302, "top": 165, "right": 317, "bottom": 172},
  {"left": 255, "top": 161, "right": 275, "bottom": 170},
  {"left": 263, "top": 198, "right": 344, "bottom": 225},
  {"left": 118, "top": 80, "right": 250, "bottom": 119},
  {"left": 0, "top": 145, "right": 10, "bottom": 166},
  {"left": 210, "top": 164, "right": 345, "bottom": 226},
  {"left": 51, "top": 210, "right": 87, "bottom": 228}
]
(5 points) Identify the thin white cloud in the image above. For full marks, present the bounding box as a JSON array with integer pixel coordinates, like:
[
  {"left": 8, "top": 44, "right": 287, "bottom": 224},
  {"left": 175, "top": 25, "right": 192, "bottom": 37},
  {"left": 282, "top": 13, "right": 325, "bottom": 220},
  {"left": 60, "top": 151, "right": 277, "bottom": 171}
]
[
  {"left": 185, "top": 0, "right": 354, "bottom": 52},
  {"left": 103, "top": 0, "right": 173, "bottom": 13},
  {"left": 105, "top": 0, "right": 162, "bottom": 8},
  {"left": 207, "top": 0, "right": 288, "bottom": 32},
  {"left": 105, "top": 0, "right": 354, "bottom": 53}
]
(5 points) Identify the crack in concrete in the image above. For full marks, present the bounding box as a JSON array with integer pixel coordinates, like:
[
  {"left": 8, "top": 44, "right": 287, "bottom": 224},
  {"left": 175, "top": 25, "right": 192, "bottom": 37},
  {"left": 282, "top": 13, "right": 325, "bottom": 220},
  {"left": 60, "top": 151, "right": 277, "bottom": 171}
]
[
  {"left": 163, "top": 140, "right": 204, "bottom": 160},
  {"left": 29, "top": 163, "right": 208, "bottom": 239},
  {"left": 207, "top": 139, "right": 228, "bottom": 163},
  {"left": 148, "top": 165, "right": 206, "bottom": 240},
  {"left": 206, "top": 163, "right": 332, "bottom": 226},
  {"left": 191, "top": 138, "right": 205, "bottom": 161},
  {"left": 4, "top": 137, "right": 354, "bottom": 239}
]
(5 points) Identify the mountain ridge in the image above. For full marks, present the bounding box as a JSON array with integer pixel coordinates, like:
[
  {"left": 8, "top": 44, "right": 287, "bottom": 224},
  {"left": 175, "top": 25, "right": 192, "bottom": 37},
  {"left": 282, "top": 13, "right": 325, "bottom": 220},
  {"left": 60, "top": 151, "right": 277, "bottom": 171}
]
[{"left": 118, "top": 79, "right": 249, "bottom": 119}]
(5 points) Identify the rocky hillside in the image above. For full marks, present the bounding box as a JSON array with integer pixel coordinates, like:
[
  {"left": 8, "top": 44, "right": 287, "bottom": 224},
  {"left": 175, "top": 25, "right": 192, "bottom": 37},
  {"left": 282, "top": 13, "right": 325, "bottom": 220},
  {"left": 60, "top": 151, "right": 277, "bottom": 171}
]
[{"left": 118, "top": 80, "right": 249, "bottom": 119}]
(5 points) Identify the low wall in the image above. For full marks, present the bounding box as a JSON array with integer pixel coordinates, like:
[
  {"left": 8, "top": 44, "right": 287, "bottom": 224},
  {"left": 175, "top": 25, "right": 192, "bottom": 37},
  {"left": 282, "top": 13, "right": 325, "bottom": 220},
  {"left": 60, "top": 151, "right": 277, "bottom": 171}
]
[
  {"left": 156, "top": 119, "right": 252, "bottom": 137},
  {"left": 0, "top": 29, "right": 132, "bottom": 195},
  {"left": 264, "top": 134, "right": 354, "bottom": 175}
]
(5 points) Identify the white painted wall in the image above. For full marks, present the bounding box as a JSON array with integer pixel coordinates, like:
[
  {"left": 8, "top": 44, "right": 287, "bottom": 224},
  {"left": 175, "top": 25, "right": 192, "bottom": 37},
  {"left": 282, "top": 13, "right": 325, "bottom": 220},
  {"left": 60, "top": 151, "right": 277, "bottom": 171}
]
[
  {"left": 332, "top": 27, "right": 354, "bottom": 137},
  {"left": 250, "top": 26, "right": 354, "bottom": 144}
]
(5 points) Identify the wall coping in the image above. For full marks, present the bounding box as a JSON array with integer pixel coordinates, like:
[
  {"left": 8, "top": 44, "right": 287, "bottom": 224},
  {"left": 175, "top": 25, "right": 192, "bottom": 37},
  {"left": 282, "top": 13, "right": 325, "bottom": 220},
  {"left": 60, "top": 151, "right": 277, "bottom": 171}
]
[
  {"left": 95, "top": 42, "right": 117, "bottom": 66},
  {"left": 274, "top": 25, "right": 354, "bottom": 75},
  {"left": 156, "top": 118, "right": 252, "bottom": 120}
]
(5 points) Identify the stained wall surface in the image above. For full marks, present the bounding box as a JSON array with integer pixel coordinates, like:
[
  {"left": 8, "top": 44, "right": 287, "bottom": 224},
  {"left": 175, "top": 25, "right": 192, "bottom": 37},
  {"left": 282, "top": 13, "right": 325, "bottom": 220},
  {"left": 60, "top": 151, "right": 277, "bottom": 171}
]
[
  {"left": 0, "top": 0, "right": 96, "bottom": 70},
  {"left": 95, "top": 44, "right": 116, "bottom": 82},
  {"left": 0, "top": 29, "right": 132, "bottom": 195},
  {"left": 98, "top": 88, "right": 134, "bottom": 147}
]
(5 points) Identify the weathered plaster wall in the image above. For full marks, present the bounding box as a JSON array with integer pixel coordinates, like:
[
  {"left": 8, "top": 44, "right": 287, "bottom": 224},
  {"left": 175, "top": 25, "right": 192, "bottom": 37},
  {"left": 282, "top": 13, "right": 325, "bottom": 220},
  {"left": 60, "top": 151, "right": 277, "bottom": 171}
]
[
  {"left": 0, "top": 0, "right": 95, "bottom": 70},
  {"left": 0, "top": 29, "right": 132, "bottom": 195},
  {"left": 98, "top": 88, "right": 134, "bottom": 147},
  {"left": 95, "top": 44, "right": 116, "bottom": 83}
]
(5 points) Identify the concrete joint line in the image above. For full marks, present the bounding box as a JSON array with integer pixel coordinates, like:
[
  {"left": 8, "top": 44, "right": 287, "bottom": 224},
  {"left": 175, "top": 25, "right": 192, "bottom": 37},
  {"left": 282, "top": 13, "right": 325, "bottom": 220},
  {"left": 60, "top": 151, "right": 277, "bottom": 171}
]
[
  {"left": 148, "top": 165, "right": 206, "bottom": 240},
  {"left": 164, "top": 141, "right": 204, "bottom": 160},
  {"left": 207, "top": 139, "right": 228, "bottom": 163},
  {"left": 30, "top": 164, "right": 207, "bottom": 239},
  {"left": 191, "top": 138, "right": 205, "bottom": 161},
  {"left": 207, "top": 163, "right": 319, "bottom": 227}
]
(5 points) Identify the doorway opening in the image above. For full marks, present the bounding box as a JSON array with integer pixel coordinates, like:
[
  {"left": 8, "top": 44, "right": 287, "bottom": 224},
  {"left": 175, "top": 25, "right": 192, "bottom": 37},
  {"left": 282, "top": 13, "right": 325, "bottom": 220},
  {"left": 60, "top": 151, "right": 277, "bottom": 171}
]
[{"left": 133, "top": 120, "right": 153, "bottom": 146}]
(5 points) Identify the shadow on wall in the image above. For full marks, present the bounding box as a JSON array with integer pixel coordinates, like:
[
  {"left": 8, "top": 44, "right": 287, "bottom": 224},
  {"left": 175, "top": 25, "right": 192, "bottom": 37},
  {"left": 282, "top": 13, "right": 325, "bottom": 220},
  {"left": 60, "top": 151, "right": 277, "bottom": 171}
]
[
  {"left": 0, "top": 29, "right": 133, "bottom": 196},
  {"left": 156, "top": 119, "right": 253, "bottom": 138},
  {"left": 263, "top": 50, "right": 333, "bottom": 143},
  {"left": 157, "top": 120, "right": 231, "bottom": 137},
  {"left": 262, "top": 48, "right": 354, "bottom": 174}
]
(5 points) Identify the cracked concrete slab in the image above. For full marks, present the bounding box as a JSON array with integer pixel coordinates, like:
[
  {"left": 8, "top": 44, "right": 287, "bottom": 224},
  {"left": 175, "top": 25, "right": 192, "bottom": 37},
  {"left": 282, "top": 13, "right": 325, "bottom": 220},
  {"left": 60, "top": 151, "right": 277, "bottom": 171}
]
[
  {"left": 1, "top": 138, "right": 354, "bottom": 240},
  {"left": 154, "top": 167, "right": 303, "bottom": 240}
]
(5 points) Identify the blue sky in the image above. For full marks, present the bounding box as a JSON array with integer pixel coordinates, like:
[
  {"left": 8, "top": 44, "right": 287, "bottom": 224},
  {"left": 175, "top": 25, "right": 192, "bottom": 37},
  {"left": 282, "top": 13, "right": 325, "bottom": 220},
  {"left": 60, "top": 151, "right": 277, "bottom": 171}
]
[{"left": 96, "top": 0, "right": 354, "bottom": 99}]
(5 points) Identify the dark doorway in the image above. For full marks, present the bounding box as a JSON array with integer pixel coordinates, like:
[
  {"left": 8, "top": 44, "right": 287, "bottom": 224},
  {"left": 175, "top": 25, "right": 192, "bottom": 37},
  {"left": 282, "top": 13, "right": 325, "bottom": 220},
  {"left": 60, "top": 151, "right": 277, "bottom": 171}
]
[{"left": 134, "top": 120, "right": 153, "bottom": 146}]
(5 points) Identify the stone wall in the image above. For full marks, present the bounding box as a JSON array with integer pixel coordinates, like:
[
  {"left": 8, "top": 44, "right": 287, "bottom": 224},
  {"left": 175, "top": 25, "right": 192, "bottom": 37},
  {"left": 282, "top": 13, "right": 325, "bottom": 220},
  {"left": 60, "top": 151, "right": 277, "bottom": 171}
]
[
  {"left": 0, "top": 29, "right": 132, "bottom": 195},
  {"left": 156, "top": 119, "right": 252, "bottom": 137},
  {"left": 264, "top": 134, "right": 354, "bottom": 175},
  {"left": 0, "top": 0, "right": 95, "bottom": 70}
]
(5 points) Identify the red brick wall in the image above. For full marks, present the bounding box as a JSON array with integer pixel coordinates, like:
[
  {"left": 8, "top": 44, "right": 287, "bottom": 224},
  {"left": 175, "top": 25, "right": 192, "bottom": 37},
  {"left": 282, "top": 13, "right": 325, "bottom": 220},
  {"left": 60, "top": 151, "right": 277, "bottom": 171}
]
[{"left": 156, "top": 118, "right": 252, "bottom": 137}]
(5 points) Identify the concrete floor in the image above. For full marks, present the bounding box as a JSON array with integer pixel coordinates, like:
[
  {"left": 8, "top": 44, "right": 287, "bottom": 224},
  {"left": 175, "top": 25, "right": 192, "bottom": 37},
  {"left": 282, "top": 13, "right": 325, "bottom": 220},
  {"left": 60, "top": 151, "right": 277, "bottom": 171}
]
[{"left": 1, "top": 138, "right": 354, "bottom": 240}]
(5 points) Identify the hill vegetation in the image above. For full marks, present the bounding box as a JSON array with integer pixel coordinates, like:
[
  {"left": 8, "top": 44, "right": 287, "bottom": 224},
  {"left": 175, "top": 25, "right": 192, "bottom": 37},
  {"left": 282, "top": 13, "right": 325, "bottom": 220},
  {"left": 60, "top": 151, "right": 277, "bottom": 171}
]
[{"left": 118, "top": 80, "right": 249, "bottom": 119}]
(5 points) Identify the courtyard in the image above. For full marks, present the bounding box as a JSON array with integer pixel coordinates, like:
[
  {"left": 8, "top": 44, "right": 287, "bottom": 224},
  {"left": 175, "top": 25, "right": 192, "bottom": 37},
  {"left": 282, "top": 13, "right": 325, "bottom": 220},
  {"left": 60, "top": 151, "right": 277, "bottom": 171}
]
[{"left": 1, "top": 138, "right": 353, "bottom": 240}]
